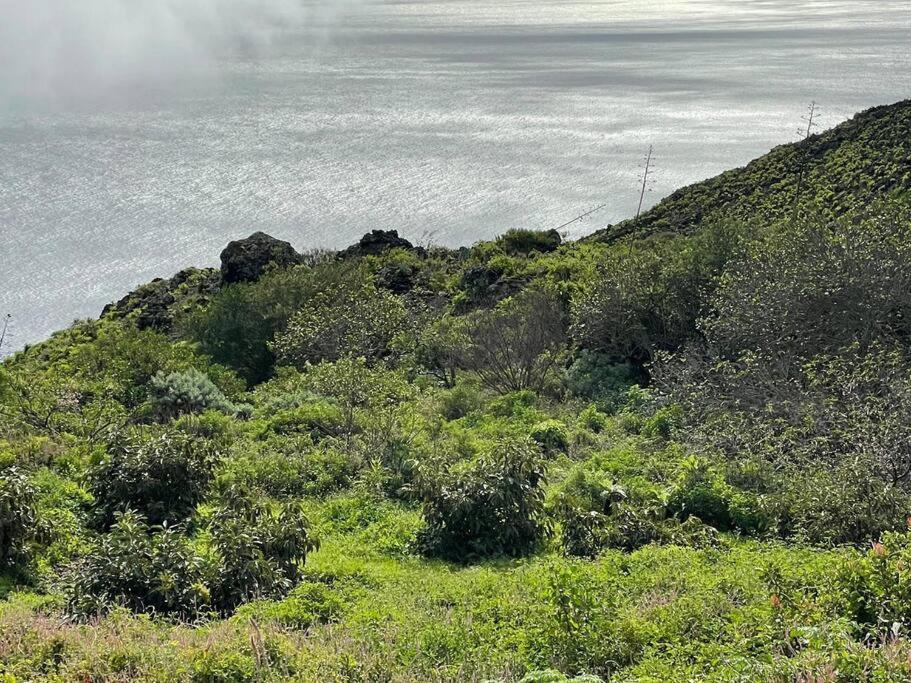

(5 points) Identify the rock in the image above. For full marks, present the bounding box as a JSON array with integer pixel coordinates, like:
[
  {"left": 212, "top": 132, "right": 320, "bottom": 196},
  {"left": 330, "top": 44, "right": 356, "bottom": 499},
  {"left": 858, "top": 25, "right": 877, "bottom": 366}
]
[
  {"left": 340, "top": 230, "right": 414, "bottom": 258},
  {"left": 220, "top": 232, "right": 304, "bottom": 284},
  {"left": 103, "top": 268, "right": 221, "bottom": 332}
]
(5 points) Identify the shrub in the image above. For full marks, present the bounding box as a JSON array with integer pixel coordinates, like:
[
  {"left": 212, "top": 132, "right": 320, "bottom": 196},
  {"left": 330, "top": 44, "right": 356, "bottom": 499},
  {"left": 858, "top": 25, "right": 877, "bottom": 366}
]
[
  {"left": 266, "top": 401, "right": 345, "bottom": 440},
  {"left": 666, "top": 457, "right": 734, "bottom": 530},
  {"left": 272, "top": 270, "right": 408, "bottom": 367},
  {"left": 500, "top": 229, "right": 562, "bottom": 255},
  {"left": 577, "top": 405, "right": 607, "bottom": 433},
  {"left": 833, "top": 527, "right": 911, "bottom": 637},
  {"left": 438, "top": 383, "right": 483, "bottom": 421},
  {"left": 223, "top": 443, "right": 358, "bottom": 499},
  {"left": 237, "top": 580, "right": 344, "bottom": 630},
  {"left": 0, "top": 466, "right": 38, "bottom": 569},
  {"left": 149, "top": 369, "right": 237, "bottom": 420},
  {"left": 666, "top": 457, "right": 770, "bottom": 534},
  {"left": 415, "top": 438, "right": 548, "bottom": 560},
  {"left": 89, "top": 430, "right": 219, "bottom": 528},
  {"left": 183, "top": 263, "right": 355, "bottom": 384},
  {"left": 564, "top": 352, "right": 639, "bottom": 409},
  {"left": 530, "top": 420, "right": 570, "bottom": 454},
  {"left": 778, "top": 459, "right": 909, "bottom": 545},
  {"left": 461, "top": 287, "right": 566, "bottom": 394},
  {"left": 65, "top": 510, "right": 209, "bottom": 620},
  {"left": 209, "top": 486, "right": 319, "bottom": 610}
]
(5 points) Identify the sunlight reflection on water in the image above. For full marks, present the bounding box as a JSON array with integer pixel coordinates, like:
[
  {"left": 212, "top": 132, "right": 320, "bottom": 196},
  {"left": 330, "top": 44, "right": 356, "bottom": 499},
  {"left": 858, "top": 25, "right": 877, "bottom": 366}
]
[{"left": 1, "top": 0, "right": 910, "bottom": 349}]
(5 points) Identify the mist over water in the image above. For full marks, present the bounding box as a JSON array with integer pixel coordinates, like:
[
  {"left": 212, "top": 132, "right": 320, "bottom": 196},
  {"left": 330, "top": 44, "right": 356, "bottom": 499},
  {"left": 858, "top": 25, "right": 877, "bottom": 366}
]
[{"left": 2, "top": 0, "right": 911, "bottom": 351}]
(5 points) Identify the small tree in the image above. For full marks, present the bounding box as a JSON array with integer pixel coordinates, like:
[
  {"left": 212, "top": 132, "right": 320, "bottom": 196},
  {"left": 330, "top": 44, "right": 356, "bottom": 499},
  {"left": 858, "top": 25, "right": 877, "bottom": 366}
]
[
  {"left": 209, "top": 486, "right": 318, "bottom": 610},
  {"left": 65, "top": 511, "right": 209, "bottom": 620},
  {"left": 273, "top": 271, "right": 408, "bottom": 368},
  {"left": 415, "top": 315, "right": 469, "bottom": 388},
  {"left": 462, "top": 287, "right": 565, "bottom": 394}
]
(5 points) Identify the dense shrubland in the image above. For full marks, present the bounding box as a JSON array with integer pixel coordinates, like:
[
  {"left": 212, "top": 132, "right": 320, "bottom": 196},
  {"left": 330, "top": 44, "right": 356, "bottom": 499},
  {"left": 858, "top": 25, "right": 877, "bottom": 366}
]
[{"left": 3, "top": 102, "right": 911, "bottom": 681}]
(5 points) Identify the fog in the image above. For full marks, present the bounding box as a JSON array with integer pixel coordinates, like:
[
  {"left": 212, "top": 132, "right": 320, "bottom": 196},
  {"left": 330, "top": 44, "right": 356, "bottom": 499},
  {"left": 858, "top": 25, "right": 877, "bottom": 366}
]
[{"left": 0, "top": 0, "right": 343, "bottom": 105}]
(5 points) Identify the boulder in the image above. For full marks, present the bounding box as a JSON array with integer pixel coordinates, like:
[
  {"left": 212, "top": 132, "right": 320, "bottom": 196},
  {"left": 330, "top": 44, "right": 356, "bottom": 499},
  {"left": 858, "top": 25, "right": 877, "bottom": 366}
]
[
  {"left": 220, "top": 232, "right": 303, "bottom": 284},
  {"left": 340, "top": 230, "right": 414, "bottom": 258}
]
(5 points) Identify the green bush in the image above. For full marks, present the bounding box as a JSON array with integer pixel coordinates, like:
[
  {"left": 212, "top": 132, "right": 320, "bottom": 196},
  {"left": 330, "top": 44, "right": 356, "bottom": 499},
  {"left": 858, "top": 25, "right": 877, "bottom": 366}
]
[
  {"left": 666, "top": 457, "right": 769, "bottom": 535},
  {"left": 272, "top": 270, "right": 408, "bottom": 367},
  {"left": 577, "top": 405, "right": 608, "bottom": 433},
  {"left": 778, "top": 459, "right": 909, "bottom": 545},
  {"left": 89, "top": 430, "right": 219, "bottom": 528},
  {"left": 833, "top": 527, "right": 911, "bottom": 637},
  {"left": 564, "top": 352, "right": 639, "bottom": 409},
  {"left": 150, "top": 369, "right": 237, "bottom": 420},
  {"left": 221, "top": 444, "right": 358, "bottom": 499},
  {"left": 499, "top": 228, "right": 562, "bottom": 255},
  {"left": 437, "top": 383, "right": 483, "bottom": 421},
  {"left": 266, "top": 401, "right": 345, "bottom": 440},
  {"left": 237, "top": 580, "right": 344, "bottom": 630},
  {"left": 530, "top": 420, "right": 570, "bottom": 454},
  {"left": 0, "top": 466, "right": 38, "bottom": 569},
  {"left": 415, "top": 438, "right": 548, "bottom": 561},
  {"left": 209, "top": 486, "right": 319, "bottom": 610},
  {"left": 65, "top": 510, "right": 209, "bottom": 620}
]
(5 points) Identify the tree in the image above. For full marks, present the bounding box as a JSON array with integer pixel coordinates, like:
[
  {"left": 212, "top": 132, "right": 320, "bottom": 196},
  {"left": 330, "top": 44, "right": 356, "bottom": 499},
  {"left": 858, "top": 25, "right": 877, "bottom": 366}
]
[
  {"left": 209, "top": 486, "right": 318, "bottom": 610},
  {"left": 461, "top": 287, "right": 565, "bottom": 394},
  {"left": 185, "top": 263, "right": 356, "bottom": 384},
  {"left": 0, "top": 466, "right": 37, "bottom": 569},
  {"left": 571, "top": 220, "right": 745, "bottom": 365},
  {"left": 414, "top": 315, "right": 469, "bottom": 388}
]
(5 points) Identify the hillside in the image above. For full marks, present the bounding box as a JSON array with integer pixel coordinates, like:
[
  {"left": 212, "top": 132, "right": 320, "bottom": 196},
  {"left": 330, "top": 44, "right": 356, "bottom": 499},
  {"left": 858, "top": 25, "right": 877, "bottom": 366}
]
[
  {"left": 589, "top": 99, "right": 911, "bottom": 241},
  {"left": 2, "top": 103, "right": 911, "bottom": 682}
]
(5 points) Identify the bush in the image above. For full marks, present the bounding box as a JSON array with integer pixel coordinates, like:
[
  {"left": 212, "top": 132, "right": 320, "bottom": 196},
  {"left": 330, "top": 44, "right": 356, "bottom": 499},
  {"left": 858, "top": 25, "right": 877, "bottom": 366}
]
[
  {"left": 666, "top": 457, "right": 769, "bottom": 534},
  {"left": 272, "top": 270, "right": 408, "bottom": 367},
  {"left": 237, "top": 580, "right": 344, "bottom": 630},
  {"left": 833, "top": 527, "right": 911, "bottom": 637},
  {"left": 415, "top": 438, "right": 548, "bottom": 561},
  {"left": 577, "top": 405, "right": 607, "bottom": 433},
  {"left": 778, "top": 459, "right": 909, "bottom": 545},
  {"left": 266, "top": 401, "right": 345, "bottom": 440},
  {"left": 461, "top": 287, "right": 566, "bottom": 394},
  {"left": 222, "top": 445, "right": 359, "bottom": 498},
  {"left": 530, "top": 420, "right": 570, "bottom": 454},
  {"left": 89, "top": 430, "right": 219, "bottom": 528},
  {"left": 65, "top": 510, "right": 209, "bottom": 620},
  {"left": 209, "top": 486, "right": 319, "bottom": 610},
  {"left": 564, "top": 352, "right": 639, "bottom": 409},
  {"left": 500, "top": 229, "right": 562, "bottom": 255},
  {"left": 149, "top": 369, "right": 237, "bottom": 420},
  {"left": 437, "top": 383, "right": 483, "bottom": 421},
  {"left": 0, "top": 466, "right": 38, "bottom": 569}
]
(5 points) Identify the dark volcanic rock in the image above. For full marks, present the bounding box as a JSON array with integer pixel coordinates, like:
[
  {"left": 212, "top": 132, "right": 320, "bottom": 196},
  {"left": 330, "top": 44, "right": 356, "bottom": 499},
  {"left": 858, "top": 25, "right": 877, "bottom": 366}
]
[
  {"left": 340, "top": 230, "right": 414, "bottom": 258},
  {"left": 103, "top": 267, "right": 221, "bottom": 332},
  {"left": 220, "top": 232, "right": 304, "bottom": 284}
]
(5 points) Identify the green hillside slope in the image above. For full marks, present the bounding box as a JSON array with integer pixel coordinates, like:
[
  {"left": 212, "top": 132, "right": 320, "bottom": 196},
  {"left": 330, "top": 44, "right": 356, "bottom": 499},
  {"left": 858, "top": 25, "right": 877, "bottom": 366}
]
[
  {"left": 590, "top": 99, "right": 911, "bottom": 241},
  {"left": 4, "top": 101, "right": 911, "bottom": 682}
]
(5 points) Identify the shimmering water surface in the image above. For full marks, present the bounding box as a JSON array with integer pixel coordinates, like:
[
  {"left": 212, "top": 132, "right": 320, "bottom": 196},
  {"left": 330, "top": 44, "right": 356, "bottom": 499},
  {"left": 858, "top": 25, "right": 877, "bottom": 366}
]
[{"left": 2, "top": 0, "right": 910, "bottom": 349}]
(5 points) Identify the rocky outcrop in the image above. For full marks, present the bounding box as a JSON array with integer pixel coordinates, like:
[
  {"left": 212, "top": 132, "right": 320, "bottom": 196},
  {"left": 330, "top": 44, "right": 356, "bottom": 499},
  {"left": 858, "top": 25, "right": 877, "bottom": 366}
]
[
  {"left": 339, "top": 230, "right": 414, "bottom": 258},
  {"left": 102, "top": 267, "right": 221, "bottom": 332},
  {"left": 220, "top": 232, "right": 304, "bottom": 284}
]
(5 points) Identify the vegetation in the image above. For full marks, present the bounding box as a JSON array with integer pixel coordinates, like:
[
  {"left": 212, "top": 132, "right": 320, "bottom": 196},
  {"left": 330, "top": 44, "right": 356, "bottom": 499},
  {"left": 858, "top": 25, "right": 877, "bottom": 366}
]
[{"left": 2, "top": 101, "right": 911, "bottom": 681}]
